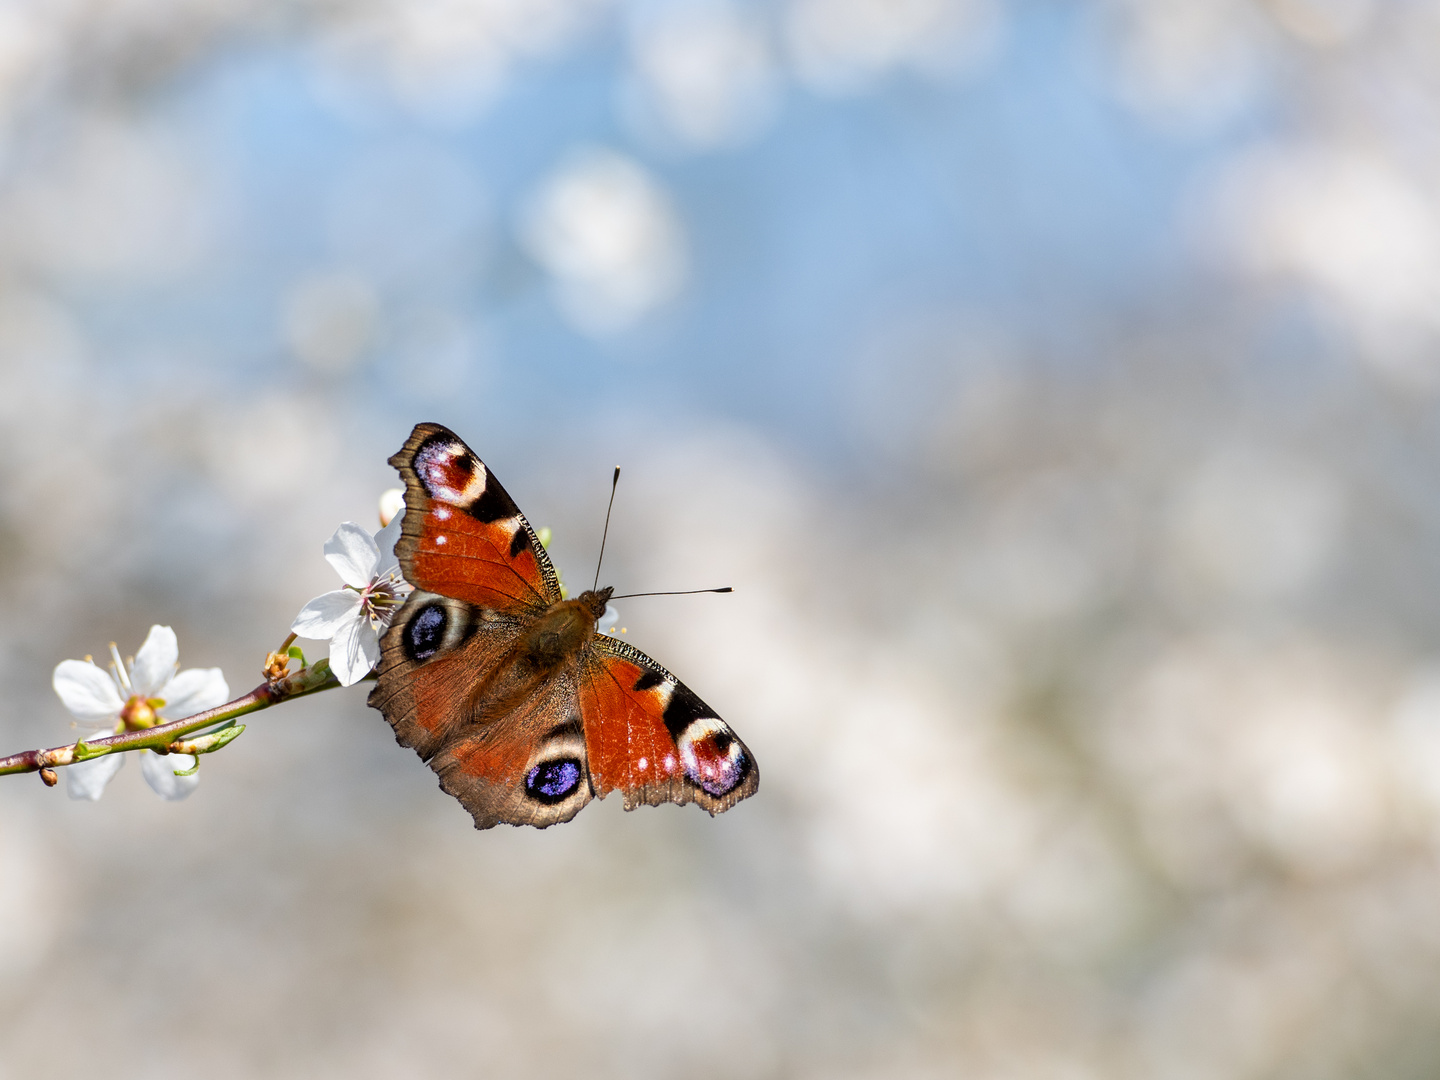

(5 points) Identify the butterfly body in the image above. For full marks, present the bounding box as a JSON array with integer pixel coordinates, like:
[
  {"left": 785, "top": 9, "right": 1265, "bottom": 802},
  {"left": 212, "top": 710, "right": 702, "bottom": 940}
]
[
  {"left": 522, "top": 588, "right": 611, "bottom": 669},
  {"left": 368, "top": 424, "right": 758, "bottom": 830}
]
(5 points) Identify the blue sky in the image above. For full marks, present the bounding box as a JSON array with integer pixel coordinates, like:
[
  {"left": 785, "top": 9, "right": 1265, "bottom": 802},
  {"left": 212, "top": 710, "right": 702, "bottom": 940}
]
[{"left": 84, "top": 2, "right": 1250, "bottom": 468}]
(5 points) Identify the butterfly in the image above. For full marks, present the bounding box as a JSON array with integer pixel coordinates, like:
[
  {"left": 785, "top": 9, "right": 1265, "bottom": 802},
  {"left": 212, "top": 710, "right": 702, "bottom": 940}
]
[{"left": 368, "top": 423, "right": 759, "bottom": 829}]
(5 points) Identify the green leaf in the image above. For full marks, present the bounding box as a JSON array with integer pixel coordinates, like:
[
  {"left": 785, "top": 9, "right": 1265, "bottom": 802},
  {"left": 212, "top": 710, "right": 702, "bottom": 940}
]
[
  {"left": 171, "top": 757, "right": 200, "bottom": 777},
  {"left": 287, "top": 644, "right": 308, "bottom": 667},
  {"left": 177, "top": 724, "right": 246, "bottom": 756},
  {"left": 201, "top": 724, "right": 245, "bottom": 752},
  {"left": 72, "top": 739, "right": 106, "bottom": 761}
]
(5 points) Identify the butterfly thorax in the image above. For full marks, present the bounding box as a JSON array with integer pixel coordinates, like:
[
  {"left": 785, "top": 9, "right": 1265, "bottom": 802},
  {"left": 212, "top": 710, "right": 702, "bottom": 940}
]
[{"left": 520, "top": 586, "right": 613, "bottom": 669}]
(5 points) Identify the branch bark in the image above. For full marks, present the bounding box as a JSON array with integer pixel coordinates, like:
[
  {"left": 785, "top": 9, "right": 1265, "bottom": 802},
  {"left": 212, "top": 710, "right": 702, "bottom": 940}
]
[{"left": 0, "top": 660, "right": 342, "bottom": 778}]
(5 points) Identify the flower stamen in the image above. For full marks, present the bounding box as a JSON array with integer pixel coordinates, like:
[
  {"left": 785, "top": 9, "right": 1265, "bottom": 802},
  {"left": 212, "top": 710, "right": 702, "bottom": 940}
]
[{"left": 110, "top": 642, "right": 132, "bottom": 693}]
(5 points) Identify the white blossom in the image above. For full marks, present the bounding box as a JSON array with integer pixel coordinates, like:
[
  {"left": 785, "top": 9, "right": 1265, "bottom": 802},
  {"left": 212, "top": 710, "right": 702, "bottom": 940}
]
[
  {"left": 291, "top": 512, "right": 411, "bottom": 686},
  {"left": 52, "top": 625, "right": 229, "bottom": 802}
]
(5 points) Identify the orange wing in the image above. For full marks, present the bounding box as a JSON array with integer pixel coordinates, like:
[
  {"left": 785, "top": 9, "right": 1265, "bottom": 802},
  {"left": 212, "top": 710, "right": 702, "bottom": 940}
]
[
  {"left": 390, "top": 423, "right": 561, "bottom": 614},
  {"left": 578, "top": 636, "right": 758, "bottom": 814}
]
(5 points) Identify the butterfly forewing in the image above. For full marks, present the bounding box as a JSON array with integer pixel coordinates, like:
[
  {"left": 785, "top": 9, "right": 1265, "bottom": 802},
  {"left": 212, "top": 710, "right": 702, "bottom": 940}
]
[{"left": 389, "top": 422, "right": 562, "bottom": 612}]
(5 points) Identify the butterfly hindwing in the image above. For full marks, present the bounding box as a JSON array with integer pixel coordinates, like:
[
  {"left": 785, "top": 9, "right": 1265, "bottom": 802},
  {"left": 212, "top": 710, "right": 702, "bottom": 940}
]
[
  {"left": 430, "top": 665, "right": 594, "bottom": 829},
  {"left": 579, "top": 635, "right": 758, "bottom": 814},
  {"left": 389, "top": 423, "right": 562, "bottom": 613},
  {"left": 370, "top": 589, "right": 595, "bottom": 829},
  {"left": 368, "top": 590, "right": 499, "bottom": 760}
]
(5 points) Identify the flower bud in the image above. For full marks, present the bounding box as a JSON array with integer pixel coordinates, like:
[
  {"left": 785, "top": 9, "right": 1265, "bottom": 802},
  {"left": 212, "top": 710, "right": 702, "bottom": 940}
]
[{"left": 379, "top": 488, "right": 405, "bottom": 528}]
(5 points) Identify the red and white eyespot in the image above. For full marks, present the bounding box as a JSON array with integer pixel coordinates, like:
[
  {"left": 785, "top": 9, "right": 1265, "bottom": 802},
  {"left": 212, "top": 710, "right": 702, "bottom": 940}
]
[
  {"left": 677, "top": 717, "right": 748, "bottom": 797},
  {"left": 414, "top": 438, "right": 487, "bottom": 506}
]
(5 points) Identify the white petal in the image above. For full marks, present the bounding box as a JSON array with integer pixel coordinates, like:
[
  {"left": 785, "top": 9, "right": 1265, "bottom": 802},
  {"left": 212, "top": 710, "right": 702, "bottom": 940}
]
[
  {"left": 291, "top": 591, "right": 363, "bottom": 639},
  {"left": 324, "top": 522, "right": 380, "bottom": 588},
  {"left": 52, "top": 660, "right": 124, "bottom": 723},
  {"left": 140, "top": 750, "right": 200, "bottom": 801},
  {"left": 129, "top": 625, "right": 179, "bottom": 697},
  {"left": 66, "top": 748, "right": 125, "bottom": 801},
  {"left": 373, "top": 511, "right": 405, "bottom": 578},
  {"left": 329, "top": 615, "right": 381, "bottom": 687},
  {"left": 156, "top": 667, "right": 230, "bottom": 720}
]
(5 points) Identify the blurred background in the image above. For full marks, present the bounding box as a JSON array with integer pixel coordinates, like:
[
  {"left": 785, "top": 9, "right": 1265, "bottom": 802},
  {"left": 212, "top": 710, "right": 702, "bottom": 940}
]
[{"left": 4, "top": 0, "right": 1440, "bottom": 1075}]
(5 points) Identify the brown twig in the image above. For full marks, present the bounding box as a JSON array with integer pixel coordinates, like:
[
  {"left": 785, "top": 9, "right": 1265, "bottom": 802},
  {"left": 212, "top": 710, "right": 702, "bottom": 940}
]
[{"left": 0, "top": 659, "right": 340, "bottom": 779}]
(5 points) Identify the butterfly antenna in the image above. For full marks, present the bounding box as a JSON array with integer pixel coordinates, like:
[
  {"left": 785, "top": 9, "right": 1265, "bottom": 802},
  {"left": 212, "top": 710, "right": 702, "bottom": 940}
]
[
  {"left": 593, "top": 466, "right": 620, "bottom": 592},
  {"left": 610, "top": 587, "right": 733, "bottom": 599}
]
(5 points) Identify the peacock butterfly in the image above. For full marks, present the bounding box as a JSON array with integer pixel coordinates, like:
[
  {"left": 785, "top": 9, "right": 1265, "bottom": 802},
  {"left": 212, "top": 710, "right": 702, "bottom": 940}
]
[{"left": 368, "top": 423, "right": 759, "bottom": 829}]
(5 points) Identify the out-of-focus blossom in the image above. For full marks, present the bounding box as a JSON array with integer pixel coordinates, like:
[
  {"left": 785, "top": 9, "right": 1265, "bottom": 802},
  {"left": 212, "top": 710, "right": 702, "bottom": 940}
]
[
  {"left": 1092, "top": 0, "right": 1263, "bottom": 132},
  {"left": 2, "top": 119, "right": 214, "bottom": 282},
  {"left": 1166, "top": 445, "right": 1345, "bottom": 602},
  {"left": 282, "top": 271, "right": 379, "bottom": 373},
  {"left": 378, "top": 488, "right": 405, "bottom": 528},
  {"left": 626, "top": 0, "right": 778, "bottom": 150},
  {"left": 291, "top": 513, "right": 411, "bottom": 686},
  {"left": 518, "top": 148, "right": 686, "bottom": 335},
  {"left": 786, "top": 0, "right": 1003, "bottom": 93},
  {"left": 1267, "top": 0, "right": 1376, "bottom": 47},
  {"left": 201, "top": 394, "right": 343, "bottom": 511},
  {"left": 1196, "top": 145, "right": 1440, "bottom": 375},
  {"left": 52, "top": 625, "right": 230, "bottom": 802},
  {"left": 316, "top": 0, "right": 605, "bottom": 123}
]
